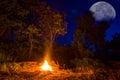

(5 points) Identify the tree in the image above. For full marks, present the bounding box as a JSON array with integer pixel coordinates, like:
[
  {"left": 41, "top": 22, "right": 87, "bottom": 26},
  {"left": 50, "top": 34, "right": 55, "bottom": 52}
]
[
  {"left": 88, "top": 21, "right": 109, "bottom": 50},
  {"left": 73, "top": 11, "right": 110, "bottom": 60},
  {"left": 0, "top": 0, "right": 67, "bottom": 61},
  {"left": 73, "top": 11, "right": 94, "bottom": 58},
  {"left": 15, "top": 24, "right": 42, "bottom": 58},
  {"left": 108, "top": 33, "right": 120, "bottom": 60},
  {"left": 0, "top": 0, "right": 40, "bottom": 40},
  {"left": 0, "top": 0, "right": 41, "bottom": 61},
  {"left": 90, "top": 21, "right": 110, "bottom": 61},
  {"left": 35, "top": 2, "right": 67, "bottom": 60},
  {"left": 0, "top": 0, "right": 29, "bottom": 61},
  {"left": 111, "top": 33, "right": 120, "bottom": 47},
  {"left": 0, "top": 0, "right": 26, "bottom": 38}
]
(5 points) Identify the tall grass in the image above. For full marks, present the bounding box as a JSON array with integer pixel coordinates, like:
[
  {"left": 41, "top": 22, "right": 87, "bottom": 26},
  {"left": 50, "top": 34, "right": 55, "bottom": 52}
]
[{"left": 0, "top": 52, "right": 13, "bottom": 62}]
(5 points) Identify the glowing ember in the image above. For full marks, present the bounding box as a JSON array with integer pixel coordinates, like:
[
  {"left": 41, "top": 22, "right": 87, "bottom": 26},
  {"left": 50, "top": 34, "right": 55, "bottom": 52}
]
[{"left": 41, "top": 60, "right": 52, "bottom": 71}]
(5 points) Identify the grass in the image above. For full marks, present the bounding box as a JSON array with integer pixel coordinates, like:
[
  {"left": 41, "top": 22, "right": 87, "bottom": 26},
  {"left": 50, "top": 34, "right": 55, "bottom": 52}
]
[{"left": 0, "top": 61, "right": 120, "bottom": 80}]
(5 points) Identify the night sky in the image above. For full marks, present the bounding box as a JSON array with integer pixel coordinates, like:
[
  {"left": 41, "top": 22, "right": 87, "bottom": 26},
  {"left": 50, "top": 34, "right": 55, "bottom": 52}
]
[{"left": 47, "top": 0, "right": 120, "bottom": 45}]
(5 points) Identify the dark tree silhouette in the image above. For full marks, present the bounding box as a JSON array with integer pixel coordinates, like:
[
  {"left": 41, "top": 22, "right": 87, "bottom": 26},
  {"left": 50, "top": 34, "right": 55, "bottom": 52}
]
[
  {"left": 108, "top": 33, "right": 120, "bottom": 60},
  {"left": 73, "top": 11, "right": 94, "bottom": 59},
  {"left": 0, "top": 0, "right": 39, "bottom": 39},
  {"left": 0, "top": 0, "right": 41, "bottom": 61},
  {"left": 74, "top": 11, "right": 110, "bottom": 60},
  {"left": 74, "top": 12, "right": 94, "bottom": 48}
]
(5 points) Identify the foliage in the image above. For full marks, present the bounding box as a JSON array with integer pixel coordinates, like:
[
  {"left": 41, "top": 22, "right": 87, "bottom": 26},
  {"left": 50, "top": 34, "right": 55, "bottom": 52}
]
[
  {"left": 74, "top": 11, "right": 110, "bottom": 48},
  {"left": 0, "top": 0, "right": 30, "bottom": 38},
  {"left": 0, "top": 0, "right": 67, "bottom": 62},
  {"left": 73, "top": 11, "right": 111, "bottom": 61},
  {"left": 0, "top": 42, "right": 15, "bottom": 62},
  {"left": 34, "top": 2, "right": 67, "bottom": 59},
  {"left": 15, "top": 23, "right": 42, "bottom": 58},
  {"left": 0, "top": 52, "right": 13, "bottom": 62},
  {"left": 110, "top": 33, "right": 120, "bottom": 49},
  {"left": 71, "top": 58, "right": 105, "bottom": 68},
  {"left": 36, "top": 2, "right": 67, "bottom": 42},
  {"left": 0, "top": 0, "right": 40, "bottom": 61},
  {"left": 52, "top": 45, "right": 76, "bottom": 68},
  {"left": 105, "top": 33, "right": 120, "bottom": 60}
]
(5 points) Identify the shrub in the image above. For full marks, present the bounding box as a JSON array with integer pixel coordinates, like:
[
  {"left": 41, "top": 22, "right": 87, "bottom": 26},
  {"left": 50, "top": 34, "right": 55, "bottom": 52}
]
[{"left": 0, "top": 52, "right": 13, "bottom": 62}]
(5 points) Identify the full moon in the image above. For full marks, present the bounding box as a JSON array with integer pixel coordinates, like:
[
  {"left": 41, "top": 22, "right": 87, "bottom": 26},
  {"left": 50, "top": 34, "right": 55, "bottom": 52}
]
[{"left": 90, "top": 1, "right": 116, "bottom": 21}]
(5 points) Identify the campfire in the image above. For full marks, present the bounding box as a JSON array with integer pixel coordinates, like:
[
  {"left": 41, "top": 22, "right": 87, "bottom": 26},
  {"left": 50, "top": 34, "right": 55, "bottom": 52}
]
[{"left": 40, "top": 60, "right": 52, "bottom": 71}]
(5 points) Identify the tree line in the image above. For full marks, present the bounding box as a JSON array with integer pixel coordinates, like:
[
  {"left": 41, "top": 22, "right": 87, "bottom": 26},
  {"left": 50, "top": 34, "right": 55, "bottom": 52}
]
[{"left": 0, "top": 0, "right": 120, "bottom": 67}]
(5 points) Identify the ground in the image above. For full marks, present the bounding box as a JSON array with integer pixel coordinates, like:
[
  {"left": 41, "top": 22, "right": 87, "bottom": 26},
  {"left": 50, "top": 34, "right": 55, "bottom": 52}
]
[{"left": 0, "top": 62, "right": 120, "bottom": 80}]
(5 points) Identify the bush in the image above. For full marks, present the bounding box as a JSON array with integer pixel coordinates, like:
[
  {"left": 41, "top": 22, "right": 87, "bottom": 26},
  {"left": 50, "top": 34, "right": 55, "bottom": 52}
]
[
  {"left": 71, "top": 58, "right": 105, "bottom": 68},
  {"left": 0, "top": 52, "right": 13, "bottom": 62}
]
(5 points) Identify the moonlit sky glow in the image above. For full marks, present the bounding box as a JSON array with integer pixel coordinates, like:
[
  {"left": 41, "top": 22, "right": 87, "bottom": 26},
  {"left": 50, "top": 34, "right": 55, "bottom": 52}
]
[{"left": 47, "top": 0, "right": 120, "bottom": 45}]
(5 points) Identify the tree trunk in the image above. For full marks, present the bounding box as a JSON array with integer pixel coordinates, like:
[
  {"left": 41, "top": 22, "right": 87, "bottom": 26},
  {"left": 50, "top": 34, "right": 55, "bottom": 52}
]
[
  {"left": 44, "top": 40, "right": 53, "bottom": 61},
  {"left": 29, "top": 34, "right": 33, "bottom": 59},
  {"left": 0, "top": 26, "right": 7, "bottom": 37}
]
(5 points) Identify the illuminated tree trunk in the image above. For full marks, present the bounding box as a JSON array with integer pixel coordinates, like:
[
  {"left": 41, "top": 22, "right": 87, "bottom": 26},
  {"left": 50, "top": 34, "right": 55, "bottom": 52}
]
[
  {"left": 44, "top": 30, "right": 56, "bottom": 61},
  {"left": 44, "top": 43, "right": 51, "bottom": 61}
]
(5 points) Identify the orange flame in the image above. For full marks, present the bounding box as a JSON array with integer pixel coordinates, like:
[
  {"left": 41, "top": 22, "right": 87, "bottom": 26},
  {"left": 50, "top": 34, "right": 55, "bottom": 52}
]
[{"left": 41, "top": 60, "right": 52, "bottom": 71}]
